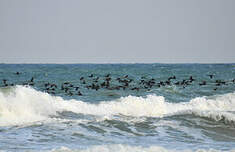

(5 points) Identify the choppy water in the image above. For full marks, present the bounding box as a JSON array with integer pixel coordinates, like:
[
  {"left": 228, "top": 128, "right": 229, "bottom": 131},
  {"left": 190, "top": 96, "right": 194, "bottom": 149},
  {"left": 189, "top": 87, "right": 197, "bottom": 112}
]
[{"left": 0, "top": 64, "right": 235, "bottom": 152}]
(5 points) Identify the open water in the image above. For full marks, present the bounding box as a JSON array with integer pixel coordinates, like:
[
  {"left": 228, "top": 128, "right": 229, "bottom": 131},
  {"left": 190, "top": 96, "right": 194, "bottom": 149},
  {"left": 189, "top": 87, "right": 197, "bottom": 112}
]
[{"left": 0, "top": 64, "right": 235, "bottom": 152}]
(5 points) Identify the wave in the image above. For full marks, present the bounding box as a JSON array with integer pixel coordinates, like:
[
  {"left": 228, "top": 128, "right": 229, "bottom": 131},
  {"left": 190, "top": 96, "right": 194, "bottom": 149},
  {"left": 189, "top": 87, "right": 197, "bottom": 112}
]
[
  {"left": 0, "top": 86, "right": 235, "bottom": 126},
  {"left": 46, "top": 144, "right": 234, "bottom": 152}
]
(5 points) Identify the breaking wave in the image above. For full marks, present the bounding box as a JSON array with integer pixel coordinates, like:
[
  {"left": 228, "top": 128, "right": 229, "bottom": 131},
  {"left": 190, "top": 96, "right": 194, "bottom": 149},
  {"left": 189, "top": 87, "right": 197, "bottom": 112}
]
[
  {"left": 0, "top": 86, "right": 235, "bottom": 126},
  {"left": 46, "top": 144, "right": 235, "bottom": 152}
]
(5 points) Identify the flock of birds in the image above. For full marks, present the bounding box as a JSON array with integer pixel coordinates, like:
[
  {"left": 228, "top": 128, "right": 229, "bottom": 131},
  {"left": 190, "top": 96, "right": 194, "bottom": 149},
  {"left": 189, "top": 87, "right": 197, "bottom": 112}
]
[{"left": 1, "top": 72, "right": 235, "bottom": 97}]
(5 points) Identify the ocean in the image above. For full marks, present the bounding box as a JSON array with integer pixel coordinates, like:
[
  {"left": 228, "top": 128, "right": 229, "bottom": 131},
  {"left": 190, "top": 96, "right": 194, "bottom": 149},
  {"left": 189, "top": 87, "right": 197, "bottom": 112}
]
[{"left": 0, "top": 63, "right": 235, "bottom": 152}]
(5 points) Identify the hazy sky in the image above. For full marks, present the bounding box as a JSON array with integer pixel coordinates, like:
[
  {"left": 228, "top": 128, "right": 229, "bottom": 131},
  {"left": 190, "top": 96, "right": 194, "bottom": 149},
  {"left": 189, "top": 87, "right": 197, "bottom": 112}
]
[{"left": 0, "top": 0, "right": 235, "bottom": 63}]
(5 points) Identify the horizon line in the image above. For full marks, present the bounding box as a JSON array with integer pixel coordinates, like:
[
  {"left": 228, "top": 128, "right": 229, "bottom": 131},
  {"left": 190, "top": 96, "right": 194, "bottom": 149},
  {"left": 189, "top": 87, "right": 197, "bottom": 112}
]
[{"left": 0, "top": 62, "right": 234, "bottom": 65}]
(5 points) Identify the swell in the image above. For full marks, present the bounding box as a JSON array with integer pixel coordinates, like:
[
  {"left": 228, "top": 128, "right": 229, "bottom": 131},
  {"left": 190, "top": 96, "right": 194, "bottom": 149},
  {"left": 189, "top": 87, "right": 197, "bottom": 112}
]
[{"left": 0, "top": 86, "right": 235, "bottom": 126}]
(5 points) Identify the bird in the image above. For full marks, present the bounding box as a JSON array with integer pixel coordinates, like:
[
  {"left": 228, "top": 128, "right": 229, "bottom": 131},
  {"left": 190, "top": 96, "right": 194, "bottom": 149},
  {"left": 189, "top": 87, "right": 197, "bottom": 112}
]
[
  {"left": 30, "top": 77, "right": 34, "bottom": 82},
  {"left": 189, "top": 76, "right": 195, "bottom": 82},
  {"left": 88, "top": 74, "right": 94, "bottom": 78},
  {"left": 207, "top": 74, "right": 214, "bottom": 79},
  {"left": 80, "top": 77, "right": 84, "bottom": 80},
  {"left": 2, "top": 79, "right": 7, "bottom": 84},
  {"left": 77, "top": 91, "right": 82, "bottom": 96}
]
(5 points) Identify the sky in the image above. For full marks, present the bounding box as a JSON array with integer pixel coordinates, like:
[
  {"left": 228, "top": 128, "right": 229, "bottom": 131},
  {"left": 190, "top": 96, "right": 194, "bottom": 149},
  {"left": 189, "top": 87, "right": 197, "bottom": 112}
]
[{"left": 0, "top": 0, "right": 235, "bottom": 63}]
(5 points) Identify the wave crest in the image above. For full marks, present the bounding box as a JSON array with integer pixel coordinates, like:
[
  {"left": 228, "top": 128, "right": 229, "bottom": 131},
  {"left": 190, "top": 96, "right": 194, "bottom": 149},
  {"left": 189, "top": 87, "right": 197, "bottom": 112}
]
[
  {"left": 49, "top": 144, "right": 233, "bottom": 152},
  {"left": 0, "top": 86, "right": 235, "bottom": 126}
]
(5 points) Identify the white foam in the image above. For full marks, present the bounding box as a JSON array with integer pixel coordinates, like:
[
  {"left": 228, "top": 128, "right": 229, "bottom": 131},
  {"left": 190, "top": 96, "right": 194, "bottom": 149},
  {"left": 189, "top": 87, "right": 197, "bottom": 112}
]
[
  {"left": 186, "top": 94, "right": 235, "bottom": 124},
  {"left": 0, "top": 86, "right": 65, "bottom": 126},
  {"left": 48, "top": 144, "right": 234, "bottom": 152},
  {"left": 1, "top": 86, "right": 235, "bottom": 126}
]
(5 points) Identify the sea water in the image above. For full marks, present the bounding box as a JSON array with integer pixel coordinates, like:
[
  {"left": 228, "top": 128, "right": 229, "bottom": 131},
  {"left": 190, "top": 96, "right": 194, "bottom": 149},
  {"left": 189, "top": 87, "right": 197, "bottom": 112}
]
[{"left": 0, "top": 64, "right": 235, "bottom": 152}]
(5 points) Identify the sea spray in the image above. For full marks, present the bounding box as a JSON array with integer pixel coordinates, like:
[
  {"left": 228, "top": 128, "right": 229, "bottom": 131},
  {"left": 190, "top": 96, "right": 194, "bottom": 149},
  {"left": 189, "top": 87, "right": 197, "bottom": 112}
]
[
  {"left": 0, "top": 86, "right": 64, "bottom": 126},
  {"left": 1, "top": 86, "right": 235, "bottom": 126}
]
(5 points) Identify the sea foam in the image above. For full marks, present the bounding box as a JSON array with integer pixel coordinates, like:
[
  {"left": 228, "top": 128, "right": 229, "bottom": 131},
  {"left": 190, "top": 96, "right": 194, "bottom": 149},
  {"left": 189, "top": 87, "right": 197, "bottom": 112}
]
[
  {"left": 48, "top": 144, "right": 235, "bottom": 152},
  {"left": 0, "top": 86, "right": 235, "bottom": 126}
]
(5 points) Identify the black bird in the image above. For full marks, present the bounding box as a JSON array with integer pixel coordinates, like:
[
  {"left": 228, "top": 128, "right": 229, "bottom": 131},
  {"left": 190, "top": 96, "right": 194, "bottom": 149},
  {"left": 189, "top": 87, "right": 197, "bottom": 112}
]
[
  {"left": 69, "top": 84, "right": 74, "bottom": 87},
  {"left": 30, "top": 77, "right": 34, "bottom": 82},
  {"left": 74, "top": 86, "right": 80, "bottom": 90},
  {"left": 182, "top": 79, "right": 190, "bottom": 85},
  {"left": 93, "top": 77, "right": 99, "bottom": 82},
  {"left": 51, "top": 84, "right": 57, "bottom": 88},
  {"left": 63, "top": 82, "right": 70, "bottom": 85},
  {"left": 2, "top": 79, "right": 8, "bottom": 86},
  {"left": 45, "top": 82, "right": 50, "bottom": 87},
  {"left": 77, "top": 91, "right": 82, "bottom": 96},
  {"left": 131, "top": 87, "right": 139, "bottom": 91},
  {"left": 89, "top": 74, "right": 94, "bottom": 78},
  {"left": 80, "top": 77, "right": 84, "bottom": 81},
  {"left": 159, "top": 81, "right": 165, "bottom": 86},
  {"left": 165, "top": 80, "right": 171, "bottom": 85},
  {"left": 216, "top": 80, "right": 226, "bottom": 85},
  {"left": 189, "top": 76, "right": 195, "bottom": 82},
  {"left": 2, "top": 79, "right": 7, "bottom": 84},
  {"left": 168, "top": 76, "right": 176, "bottom": 81},
  {"left": 174, "top": 81, "right": 180, "bottom": 85},
  {"left": 101, "top": 82, "right": 106, "bottom": 87},
  {"left": 207, "top": 74, "right": 214, "bottom": 79},
  {"left": 16, "top": 72, "right": 20, "bottom": 75}
]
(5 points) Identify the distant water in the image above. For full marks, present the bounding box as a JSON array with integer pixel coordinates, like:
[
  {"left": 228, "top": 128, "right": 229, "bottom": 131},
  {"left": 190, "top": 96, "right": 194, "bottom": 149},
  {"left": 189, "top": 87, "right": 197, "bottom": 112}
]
[{"left": 0, "top": 64, "right": 235, "bottom": 152}]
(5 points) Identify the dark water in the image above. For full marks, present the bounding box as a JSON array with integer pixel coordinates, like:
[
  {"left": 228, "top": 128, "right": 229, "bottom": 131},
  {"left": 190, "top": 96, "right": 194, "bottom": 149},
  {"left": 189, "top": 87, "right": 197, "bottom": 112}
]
[{"left": 0, "top": 64, "right": 235, "bottom": 152}]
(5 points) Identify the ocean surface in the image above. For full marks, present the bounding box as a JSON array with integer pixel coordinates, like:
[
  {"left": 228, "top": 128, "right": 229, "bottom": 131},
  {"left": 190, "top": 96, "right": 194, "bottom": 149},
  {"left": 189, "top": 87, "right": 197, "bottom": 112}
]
[{"left": 0, "top": 64, "right": 235, "bottom": 152}]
